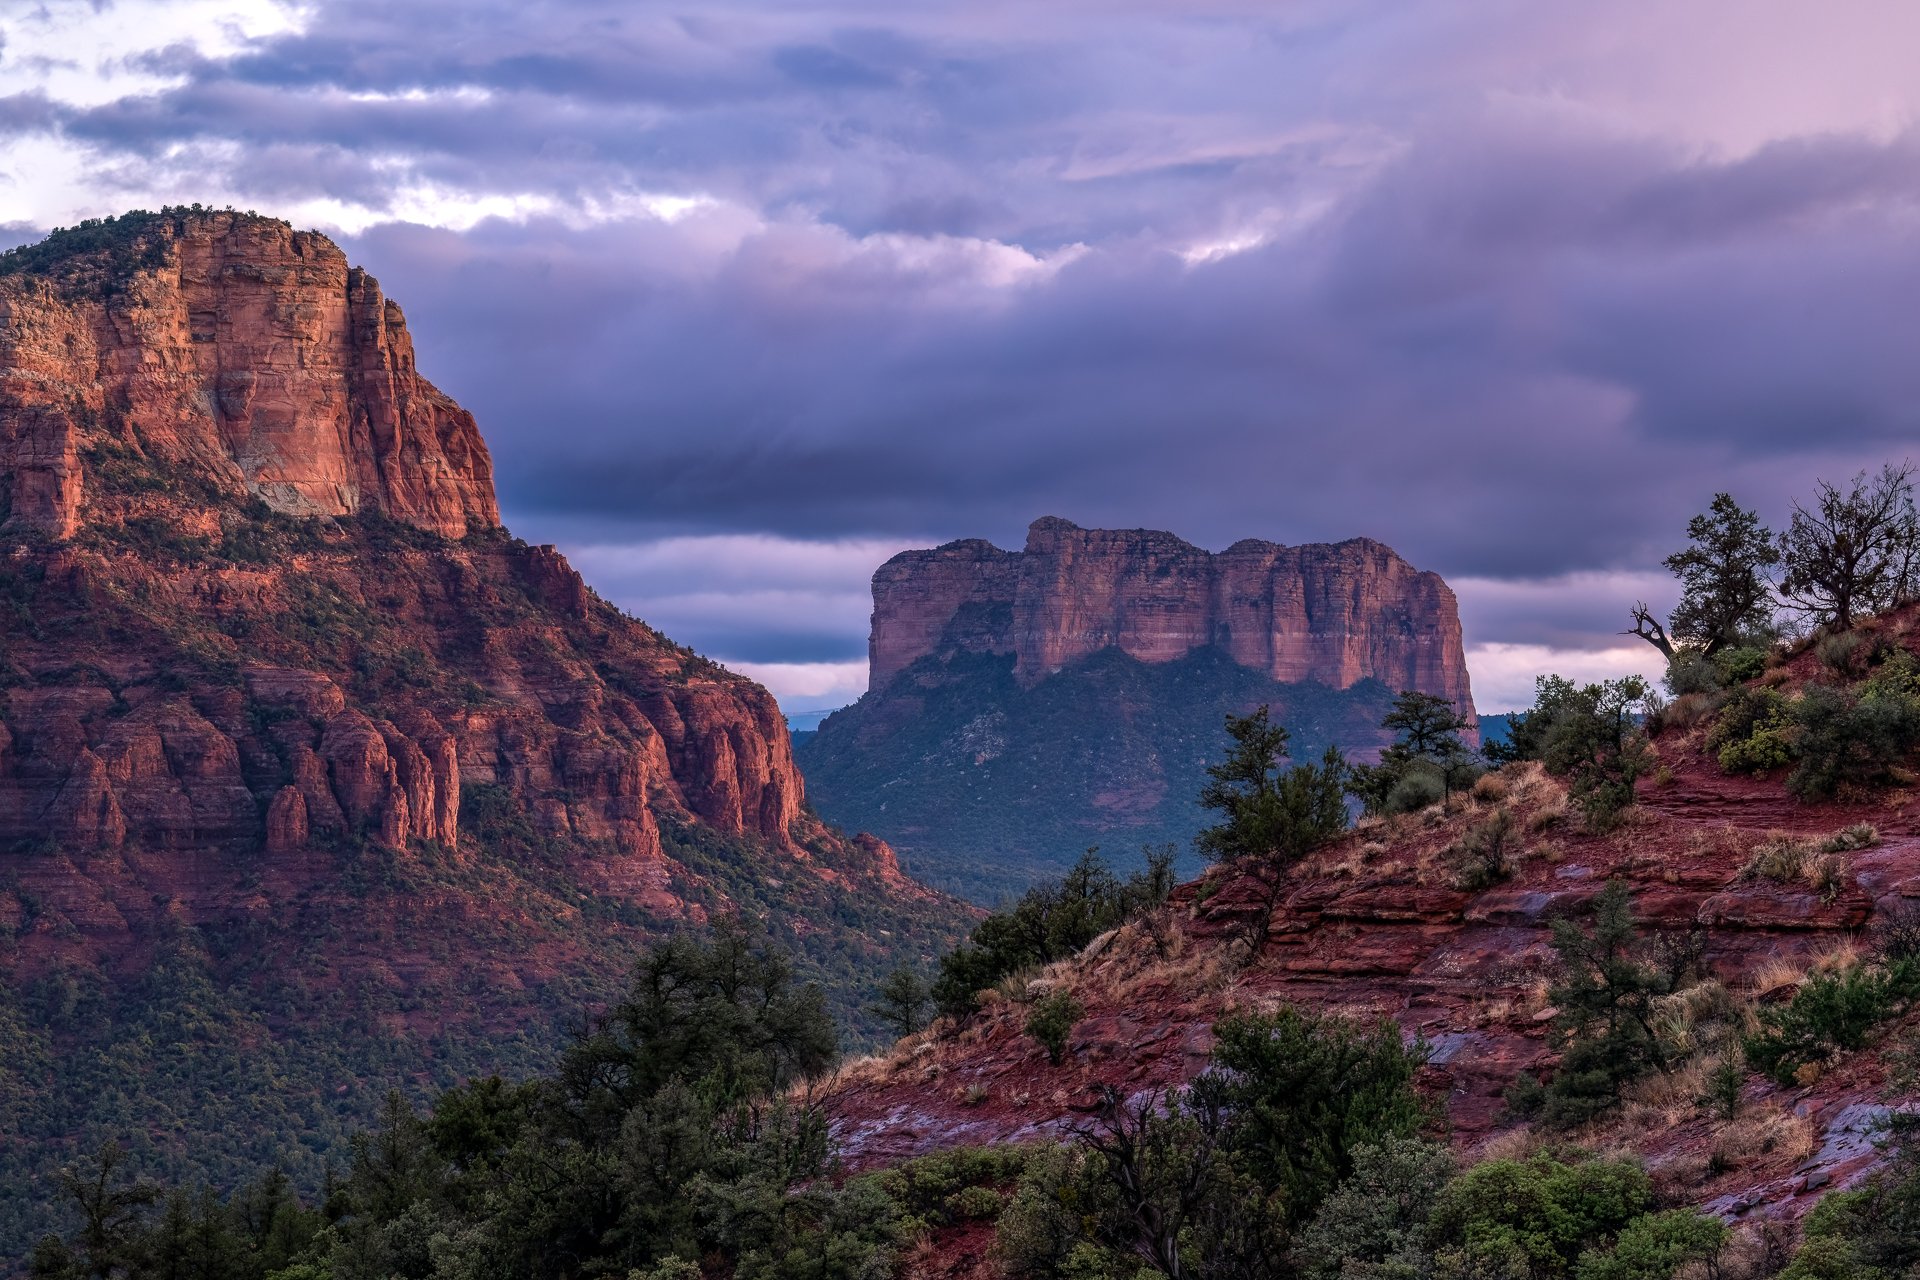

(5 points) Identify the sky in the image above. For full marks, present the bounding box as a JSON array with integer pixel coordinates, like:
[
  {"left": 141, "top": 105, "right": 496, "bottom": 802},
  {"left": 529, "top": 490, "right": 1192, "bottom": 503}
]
[{"left": 5, "top": 1, "right": 1920, "bottom": 713}]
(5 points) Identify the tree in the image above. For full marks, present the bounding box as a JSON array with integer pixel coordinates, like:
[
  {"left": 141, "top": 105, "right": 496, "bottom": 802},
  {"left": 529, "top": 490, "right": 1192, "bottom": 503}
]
[
  {"left": 1540, "top": 677, "right": 1653, "bottom": 828},
  {"left": 1779, "top": 462, "right": 1920, "bottom": 631},
  {"left": 1350, "top": 691, "right": 1477, "bottom": 812},
  {"left": 1382, "top": 691, "right": 1473, "bottom": 760},
  {"left": 1189, "top": 1009, "right": 1431, "bottom": 1227},
  {"left": 1196, "top": 708, "right": 1347, "bottom": 871},
  {"left": 1196, "top": 707, "right": 1348, "bottom": 955},
  {"left": 555, "top": 916, "right": 838, "bottom": 1126},
  {"left": 1483, "top": 675, "right": 1581, "bottom": 766},
  {"left": 869, "top": 965, "right": 932, "bottom": 1040},
  {"left": 1539, "top": 881, "right": 1673, "bottom": 1126},
  {"left": 1007, "top": 1008, "right": 1431, "bottom": 1279},
  {"left": 30, "top": 1143, "right": 159, "bottom": 1280},
  {"left": 1628, "top": 493, "right": 1778, "bottom": 660}
]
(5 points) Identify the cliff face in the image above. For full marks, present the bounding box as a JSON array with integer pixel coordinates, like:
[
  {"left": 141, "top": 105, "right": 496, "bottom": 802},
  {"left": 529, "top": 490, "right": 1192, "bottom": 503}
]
[
  {"left": 1, "top": 211, "right": 497, "bottom": 539},
  {"left": 870, "top": 517, "right": 1476, "bottom": 719},
  {"left": 805, "top": 519, "right": 1476, "bottom": 902},
  {"left": 0, "top": 212, "right": 833, "bottom": 864},
  {"left": 0, "top": 212, "right": 966, "bottom": 1256}
]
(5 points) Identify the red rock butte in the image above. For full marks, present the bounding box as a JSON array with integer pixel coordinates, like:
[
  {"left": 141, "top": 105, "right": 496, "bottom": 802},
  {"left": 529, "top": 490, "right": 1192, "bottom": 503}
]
[
  {"left": 1, "top": 210, "right": 498, "bottom": 540},
  {"left": 870, "top": 516, "right": 1477, "bottom": 722},
  {"left": 0, "top": 210, "right": 930, "bottom": 892}
]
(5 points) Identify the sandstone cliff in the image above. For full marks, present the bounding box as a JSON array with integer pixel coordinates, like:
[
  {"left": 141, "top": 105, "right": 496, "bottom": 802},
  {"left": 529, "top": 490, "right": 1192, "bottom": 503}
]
[
  {"left": 0, "top": 211, "right": 966, "bottom": 1256},
  {"left": 1, "top": 210, "right": 498, "bottom": 540},
  {"left": 0, "top": 211, "right": 842, "bottom": 868},
  {"left": 870, "top": 516, "right": 1476, "bottom": 719},
  {"left": 804, "top": 518, "right": 1477, "bottom": 900}
]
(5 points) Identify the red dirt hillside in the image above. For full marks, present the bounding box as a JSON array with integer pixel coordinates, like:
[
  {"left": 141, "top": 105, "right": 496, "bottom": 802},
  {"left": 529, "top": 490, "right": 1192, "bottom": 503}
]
[{"left": 819, "top": 639, "right": 1920, "bottom": 1237}]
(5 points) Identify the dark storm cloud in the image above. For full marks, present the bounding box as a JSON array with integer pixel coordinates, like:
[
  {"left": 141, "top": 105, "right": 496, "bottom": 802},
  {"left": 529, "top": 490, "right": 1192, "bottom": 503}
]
[
  {"left": 344, "top": 119, "right": 1920, "bottom": 586},
  {"left": 12, "top": 0, "right": 1920, "bottom": 702}
]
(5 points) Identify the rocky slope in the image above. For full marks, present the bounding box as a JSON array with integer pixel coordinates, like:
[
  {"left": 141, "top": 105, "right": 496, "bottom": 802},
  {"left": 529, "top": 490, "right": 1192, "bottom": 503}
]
[
  {"left": 819, "top": 645, "right": 1920, "bottom": 1256},
  {"left": 802, "top": 519, "right": 1477, "bottom": 900},
  {"left": 0, "top": 210, "right": 969, "bottom": 1255}
]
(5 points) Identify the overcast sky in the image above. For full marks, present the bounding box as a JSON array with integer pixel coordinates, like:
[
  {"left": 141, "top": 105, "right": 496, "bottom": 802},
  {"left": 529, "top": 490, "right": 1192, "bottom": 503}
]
[{"left": 6, "top": 1, "right": 1920, "bottom": 712}]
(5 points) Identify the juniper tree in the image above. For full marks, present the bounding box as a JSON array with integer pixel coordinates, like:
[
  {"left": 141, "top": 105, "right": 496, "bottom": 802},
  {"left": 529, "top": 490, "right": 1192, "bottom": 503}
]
[
  {"left": 1779, "top": 462, "right": 1920, "bottom": 631},
  {"left": 1196, "top": 707, "right": 1347, "bottom": 956},
  {"left": 1629, "top": 493, "right": 1778, "bottom": 660}
]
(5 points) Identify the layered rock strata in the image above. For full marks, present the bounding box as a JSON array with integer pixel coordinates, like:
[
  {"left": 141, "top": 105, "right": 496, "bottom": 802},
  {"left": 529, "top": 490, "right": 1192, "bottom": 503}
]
[
  {"left": 870, "top": 517, "right": 1476, "bottom": 719},
  {"left": 0, "top": 210, "right": 896, "bottom": 884},
  {"left": 1, "top": 210, "right": 498, "bottom": 539}
]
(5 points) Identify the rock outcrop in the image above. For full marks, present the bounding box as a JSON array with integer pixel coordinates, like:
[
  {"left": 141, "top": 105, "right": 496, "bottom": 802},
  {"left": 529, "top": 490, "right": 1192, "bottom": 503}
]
[
  {"left": 802, "top": 518, "right": 1477, "bottom": 900},
  {"left": 1, "top": 210, "right": 498, "bottom": 539},
  {"left": 0, "top": 212, "right": 833, "bottom": 865},
  {"left": 0, "top": 210, "right": 969, "bottom": 1259},
  {"left": 870, "top": 517, "right": 1476, "bottom": 719}
]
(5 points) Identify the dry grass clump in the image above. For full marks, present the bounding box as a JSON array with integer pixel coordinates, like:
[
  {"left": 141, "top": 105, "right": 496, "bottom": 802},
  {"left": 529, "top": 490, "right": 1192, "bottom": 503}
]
[
  {"left": 1709, "top": 1105, "right": 1817, "bottom": 1172},
  {"left": 1744, "top": 939, "right": 1867, "bottom": 999},
  {"left": 1649, "top": 981, "right": 1746, "bottom": 1058},
  {"left": 1471, "top": 771, "right": 1511, "bottom": 804},
  {"left": 1473, "top": 1124, "right": 1547, "bottom": 1164},
  {"left": 1742, "top": 831, "right": 1819, "bottom": 883},
  {"left": 1647, "top": 1150, "right": 1715, "bottom": 1203},
  {"left": 1821, "top": 822, "right": 1880, "bottom": 853},
  {"left": 1804, "top": 851, "right": 1851, "bottom": 901},
  {"left": 1659, "top": 692, "right": 1718, "bottom": 732},
  {"left": 1746, "top": 951, "right": 1809, "bottom": 999},
  {"left": 1684, "top": 824, "right": 1749, "bottom": 863},
  {"left": 1808, "top": 938, "right": 1866, "bottom": 976}
]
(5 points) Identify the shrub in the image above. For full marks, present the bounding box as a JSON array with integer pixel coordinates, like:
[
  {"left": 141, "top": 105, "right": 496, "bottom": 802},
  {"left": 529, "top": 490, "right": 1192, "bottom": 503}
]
[
  {"left": 1386, "top": 763, "right": 1446, "bottom": 814},
  {"left": 1026, "top": 991, "right": 1083, "bottom": 1066},
  {"left": 1295, "top": 1138, "right": 1455, "bottom": 1280},
  {"left": 1742, "top": 832, "right": 1816, "bottom": 883},
  {"left": 1822, "top": 822, "right": 1881, "bottom": 853},
  {"left": 1573, "top": 1209, "right": 1729, "bottom": 1280},
  {"left": 1788, "top": 681, "right": 1920, "bottom": 799},
  {"left": 1708, "top": 686, "right": 1794, "bottom": 775},
  {"left": 1663, "top": 652, "right": 1723, "bottom": 697},
  {"left": 1427, "top": 1156, "right": 1654, "bottom": 1280},
  {"left": 1536, "top": 678, "right": 1654, "bottom": 829},
  {"left": 1745, "top": 961, "right": 1920, "bottom": 1083},
  {"left": 1448, "top": 808, "right": 1518, "bottom": 891},
  {"left": 1816, "top": 630, "right": 1870, "bottom": 676},
  {"left": 1715, "top": 646, "right": 1769, "bottom": 685},
  {"left": 1875, "top": 901, "right": 1920, "bottom": 963},
  {"left": 931, "top": 847, "right": 1173, "bottom": 1020}
]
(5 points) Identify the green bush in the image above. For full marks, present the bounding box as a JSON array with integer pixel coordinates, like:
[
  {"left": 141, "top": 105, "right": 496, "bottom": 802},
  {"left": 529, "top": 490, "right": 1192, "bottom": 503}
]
[
  {"left": 1746, "top": 960, "right": 1920, "bottom": 1083},
  {"left": 1663, "top": 652, "right": 1723, "bottom": 697},
  {"left": 1295, "top": 1138, "right": 1454, "bottom": 1280},
  {"left": 1788, "top": 681, "right": 1920, "bottom": 799},
  {"left": 1026, "top": 992, "right": 1084, "bottom": 1066},
  {"left": 1708, "top": 685, "right": 1793, "bottom": 775},
  {"left": 1715, "top": 646, "right": 1769, "bottom": 684},
  {"left": 931, "top": 847, "right": 1174, "bottom": 1021},
  {"left": 1817, "top": 630, "right": 1871, "bottom": 675},
  {"left": 1426, "top": 1156, "right": 1653, "bottom": 1280},
  {"left": 1385, "top": 763, "right": 1446, "bottom": 814},
  {"left": 1573, "top": 1208, "right": 1728, "bottom": 1280},
  {"left": 1447, "top": 808, "right": 1518, "bottom": 891}
]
